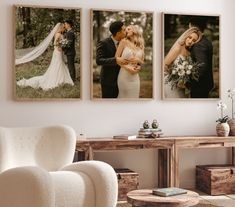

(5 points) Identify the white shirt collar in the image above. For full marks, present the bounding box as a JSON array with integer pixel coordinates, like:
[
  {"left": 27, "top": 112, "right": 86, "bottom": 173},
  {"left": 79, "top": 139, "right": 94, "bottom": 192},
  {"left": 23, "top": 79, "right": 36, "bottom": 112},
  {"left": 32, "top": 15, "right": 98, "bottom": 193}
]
[{"left": 111, "top": 36, "right": 119, "bottom": 48}]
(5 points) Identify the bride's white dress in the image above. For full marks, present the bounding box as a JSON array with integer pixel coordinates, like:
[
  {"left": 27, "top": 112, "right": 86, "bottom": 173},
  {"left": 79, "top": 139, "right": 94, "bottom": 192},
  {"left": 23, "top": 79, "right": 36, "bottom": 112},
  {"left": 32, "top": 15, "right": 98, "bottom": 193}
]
[
  {"left": 118, "top": 47, "right": 143, "bottom": 98},
  {"left": 164, "top": 55, "right": 188, "bottom": 98},
  {"left": 17, "top": 44, "right": 74, "bottom": 91}
]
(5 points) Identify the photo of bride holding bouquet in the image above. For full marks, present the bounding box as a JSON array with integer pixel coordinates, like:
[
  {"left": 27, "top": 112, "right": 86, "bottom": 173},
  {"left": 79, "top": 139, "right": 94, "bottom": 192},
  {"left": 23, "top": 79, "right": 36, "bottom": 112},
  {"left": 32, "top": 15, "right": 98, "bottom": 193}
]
[{"left": 162, "top": 13, "right": 220, "bottom": 99}]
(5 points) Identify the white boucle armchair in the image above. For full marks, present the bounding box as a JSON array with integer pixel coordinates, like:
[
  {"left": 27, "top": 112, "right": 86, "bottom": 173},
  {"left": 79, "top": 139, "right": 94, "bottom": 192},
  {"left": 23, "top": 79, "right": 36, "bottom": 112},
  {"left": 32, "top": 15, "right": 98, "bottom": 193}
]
[{"left": 0, "top": 125, "right": 118, "bottom": 207}]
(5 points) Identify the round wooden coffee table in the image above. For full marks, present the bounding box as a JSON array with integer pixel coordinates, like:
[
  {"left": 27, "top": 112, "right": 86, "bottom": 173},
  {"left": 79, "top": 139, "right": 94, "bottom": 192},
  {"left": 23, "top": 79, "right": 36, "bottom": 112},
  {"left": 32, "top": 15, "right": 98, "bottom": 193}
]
[{"left": 127, "top": 189, "right": 199, "bottom": 207}]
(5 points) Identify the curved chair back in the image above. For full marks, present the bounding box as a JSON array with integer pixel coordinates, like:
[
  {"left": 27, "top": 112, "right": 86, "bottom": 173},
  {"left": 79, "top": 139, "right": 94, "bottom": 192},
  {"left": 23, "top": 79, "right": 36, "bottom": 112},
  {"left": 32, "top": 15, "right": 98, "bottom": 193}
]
[{"left": 0, "top": 125, "right": 76, "bottom": 172}]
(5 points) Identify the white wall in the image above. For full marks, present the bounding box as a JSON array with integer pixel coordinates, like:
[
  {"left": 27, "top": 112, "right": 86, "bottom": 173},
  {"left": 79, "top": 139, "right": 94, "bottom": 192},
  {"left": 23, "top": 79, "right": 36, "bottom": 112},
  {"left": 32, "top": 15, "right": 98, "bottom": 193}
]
[{"left": 1, "top": 0, "right": 235, "bottom": 188}]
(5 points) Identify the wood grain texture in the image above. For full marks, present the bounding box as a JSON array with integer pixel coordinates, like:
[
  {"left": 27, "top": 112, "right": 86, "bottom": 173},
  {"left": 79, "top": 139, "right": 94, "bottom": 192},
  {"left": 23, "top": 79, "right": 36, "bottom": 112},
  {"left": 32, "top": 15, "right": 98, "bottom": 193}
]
[
  {"left": 115, "top": 168, "right": 139, "bottom": 201},
  {"left": 76, "top": 136, "right": 235, "bottom": 189},
  {"left": 196, "top": 165, "right": 235, "bottom": 195},
  {"left": 127, "top": 189, "right": 199, "bottom": 207}
]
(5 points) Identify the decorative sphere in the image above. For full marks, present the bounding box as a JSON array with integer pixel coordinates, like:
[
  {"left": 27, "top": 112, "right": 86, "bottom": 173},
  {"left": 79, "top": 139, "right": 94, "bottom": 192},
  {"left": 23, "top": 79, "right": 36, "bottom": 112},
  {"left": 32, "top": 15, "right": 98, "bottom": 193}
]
[
  {"left": 143, "top": 120, "right": 150, "bottom": 129},
  {"left": 152, "top": 119, "right": 159, "bottom": 129}
]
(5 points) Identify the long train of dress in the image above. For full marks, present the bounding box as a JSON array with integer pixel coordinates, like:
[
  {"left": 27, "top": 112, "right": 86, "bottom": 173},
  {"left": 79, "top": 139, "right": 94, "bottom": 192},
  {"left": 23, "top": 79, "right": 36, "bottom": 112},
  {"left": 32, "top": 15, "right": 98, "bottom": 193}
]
[{"left": 17, "top": 49, "right": 74, "bottom": 90}]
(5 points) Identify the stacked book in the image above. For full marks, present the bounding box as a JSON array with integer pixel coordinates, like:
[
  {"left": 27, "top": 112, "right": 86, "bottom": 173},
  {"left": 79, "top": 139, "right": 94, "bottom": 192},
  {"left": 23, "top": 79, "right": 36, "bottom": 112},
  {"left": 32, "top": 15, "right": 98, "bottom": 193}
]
[
  {"left": 138, "top": 128, "right": 163, "bottom": 138},
  {"left": 113, "top": 134, "right": 137, "bottom": 140}
]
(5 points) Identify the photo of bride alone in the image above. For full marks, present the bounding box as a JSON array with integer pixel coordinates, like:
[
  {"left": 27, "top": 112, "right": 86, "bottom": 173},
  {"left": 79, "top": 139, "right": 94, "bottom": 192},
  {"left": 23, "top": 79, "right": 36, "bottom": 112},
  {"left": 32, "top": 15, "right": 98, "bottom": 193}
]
[
  {"left": 163, "top": 13, "right": 220, "bottom": 99},
  {"left": 14, "top": 6, "right": 81, "bottom": 100}
]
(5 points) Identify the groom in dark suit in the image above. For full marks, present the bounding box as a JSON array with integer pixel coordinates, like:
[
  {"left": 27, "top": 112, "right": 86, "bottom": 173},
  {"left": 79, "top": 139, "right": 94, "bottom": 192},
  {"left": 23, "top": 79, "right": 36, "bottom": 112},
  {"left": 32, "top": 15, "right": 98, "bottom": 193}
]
[
  {"left": 189, "top": 17, "right": 214, "bottom": 98},
  {"left": 64, "top": 20, "right": 76, "bottom": 81},
  {"left": 96, "top": 21, "right": 128, "bottom": 98}
]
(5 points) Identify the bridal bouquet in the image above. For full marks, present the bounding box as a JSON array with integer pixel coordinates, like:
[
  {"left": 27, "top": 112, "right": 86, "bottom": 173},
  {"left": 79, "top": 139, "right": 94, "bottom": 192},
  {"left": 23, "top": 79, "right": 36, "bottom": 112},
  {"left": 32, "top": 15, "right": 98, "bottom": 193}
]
[
  {"left": 165, "top": 56, "right": 202, "bottom": 96},
  {"left": 59, "top": 38, "right": 70, "bottom": 49}
]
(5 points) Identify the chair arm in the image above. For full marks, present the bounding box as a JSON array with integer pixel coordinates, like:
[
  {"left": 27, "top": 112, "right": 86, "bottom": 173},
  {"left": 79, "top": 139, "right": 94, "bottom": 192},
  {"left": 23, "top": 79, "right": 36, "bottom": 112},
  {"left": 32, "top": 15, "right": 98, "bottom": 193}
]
[
  {"left": 0, "top": 166, "right": 54, "bottom": 207},
  {"left": 61, "top": 160, "right": 118, "bottom": 207}
]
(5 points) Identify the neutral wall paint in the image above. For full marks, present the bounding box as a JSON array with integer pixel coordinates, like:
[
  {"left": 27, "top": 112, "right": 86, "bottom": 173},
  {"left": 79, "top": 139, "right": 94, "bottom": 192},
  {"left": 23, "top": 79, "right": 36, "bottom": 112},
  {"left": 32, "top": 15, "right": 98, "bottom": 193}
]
[{"left": 1, "top": 0, "right": 234, "bottom": 188}]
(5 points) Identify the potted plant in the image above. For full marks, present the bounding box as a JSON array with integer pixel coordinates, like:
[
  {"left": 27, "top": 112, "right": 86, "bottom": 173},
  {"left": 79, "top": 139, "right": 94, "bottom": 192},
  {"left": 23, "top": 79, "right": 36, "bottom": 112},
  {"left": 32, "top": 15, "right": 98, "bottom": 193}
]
[
  {"left": 216, "top": 101, "right": 230, "bottom": 137},
  {"left": 227, "top": 89, "right": 235, "bottom": 135}
]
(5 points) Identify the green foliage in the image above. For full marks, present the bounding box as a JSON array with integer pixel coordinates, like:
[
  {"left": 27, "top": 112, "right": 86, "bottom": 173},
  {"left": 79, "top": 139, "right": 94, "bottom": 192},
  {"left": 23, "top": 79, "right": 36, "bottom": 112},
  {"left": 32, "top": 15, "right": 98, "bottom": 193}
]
[
  {"left": 15, "top": 54, "right": 80, "bottom": 99},
  {"left": 216, "top": 115, "right": 229, "bottom": 124},
  {"left": 16, "top": 81, "right": 80, "bottom": 99},
  {"left": 15, "top": 6, "right": 80, "bottom": 49}
]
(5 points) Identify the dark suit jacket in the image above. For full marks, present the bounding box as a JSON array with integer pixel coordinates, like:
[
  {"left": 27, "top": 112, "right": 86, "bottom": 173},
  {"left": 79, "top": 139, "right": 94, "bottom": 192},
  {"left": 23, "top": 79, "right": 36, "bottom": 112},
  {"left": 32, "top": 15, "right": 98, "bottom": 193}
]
[
  {"left": 64, "top": 29, "right": 76, "bottom": 56},
  {"left": 96, "top": 37, "right": 120, "bottom": 87},
  {"left": 190, "top": 35, "right": 214, "bottom": 98}
]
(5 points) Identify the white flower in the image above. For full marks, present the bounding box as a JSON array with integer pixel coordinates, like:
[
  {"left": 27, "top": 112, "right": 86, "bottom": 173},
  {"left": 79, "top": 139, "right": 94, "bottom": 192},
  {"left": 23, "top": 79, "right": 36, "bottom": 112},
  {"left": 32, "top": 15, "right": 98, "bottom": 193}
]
[
  {"left": 178, "top": 69, "right": 185, "bottom": 76},
  {"left": 182, "top": 61, "right": 187, "bottom": 66},
  {"left": 172, "top": 70, "right": 177, "bottom": 75},
  {"left": 217, "top": 101, "right": 227, "bottom": 110},
  {"left": 188, "top": 65, "right": 193, "bottom": 70},
  {"left": 186, "top": 70, "right": 191, "bottom": 75},
  {"left": 178, "top": 65, "right": 184, "bottom": 70}
]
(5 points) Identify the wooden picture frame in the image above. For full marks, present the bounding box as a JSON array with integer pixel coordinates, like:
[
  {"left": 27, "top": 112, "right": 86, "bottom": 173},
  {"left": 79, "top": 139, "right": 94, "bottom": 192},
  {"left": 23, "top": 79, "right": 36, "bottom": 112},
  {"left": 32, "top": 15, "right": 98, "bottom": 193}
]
[
  {"left": 91, "top": 9, "right": 154, "bottom": 100},
  {"left": 162, "top": 13, "right": 220, "bottom": 100},
  {"left": 14, "top": 5, "right": 82, "bottom": 100}
]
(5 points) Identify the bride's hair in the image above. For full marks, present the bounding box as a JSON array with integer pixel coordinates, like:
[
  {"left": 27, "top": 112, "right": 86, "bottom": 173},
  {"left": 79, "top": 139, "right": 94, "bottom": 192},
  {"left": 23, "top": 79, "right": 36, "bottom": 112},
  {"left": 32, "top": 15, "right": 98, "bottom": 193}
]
[
  {"left": 177, "top": 27, "right": 202, "bottom": 46},
  {"left": 127, "top": 25, "right": 145, "bottom": 50},
  {"left": 56, "top": 23, "right": 65, "bottom": 34},
  {"left": 164, "top": 27, "right": 202, "bottom": 69}
]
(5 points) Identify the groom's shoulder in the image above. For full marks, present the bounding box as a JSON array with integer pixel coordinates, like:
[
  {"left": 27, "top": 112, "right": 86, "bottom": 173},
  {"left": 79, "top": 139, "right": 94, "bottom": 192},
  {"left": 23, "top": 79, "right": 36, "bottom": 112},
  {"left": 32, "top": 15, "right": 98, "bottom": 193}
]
[
  {"left": 99, "top": 37, "right": 113, "bottom": 45},
  {"left": 196, "top": 36, "right": 212, "bottom": 48}
]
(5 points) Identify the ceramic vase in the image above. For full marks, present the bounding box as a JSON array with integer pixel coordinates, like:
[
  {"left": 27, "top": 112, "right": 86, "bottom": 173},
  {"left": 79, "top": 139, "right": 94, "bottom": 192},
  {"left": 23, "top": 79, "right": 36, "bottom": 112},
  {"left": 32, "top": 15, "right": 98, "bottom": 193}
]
[
  {"left": 216, "top": 122, "right": 230, "bottom": 137},
  {"left": 228, "top": 118, "right": 235, "bottom": 136}
]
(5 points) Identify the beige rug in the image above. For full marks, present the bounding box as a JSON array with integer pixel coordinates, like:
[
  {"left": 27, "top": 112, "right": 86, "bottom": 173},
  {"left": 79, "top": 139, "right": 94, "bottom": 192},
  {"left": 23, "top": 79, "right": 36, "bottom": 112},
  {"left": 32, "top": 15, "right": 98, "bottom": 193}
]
[{"left": 117, "top": 203, "right": 217, "bottom": 207}]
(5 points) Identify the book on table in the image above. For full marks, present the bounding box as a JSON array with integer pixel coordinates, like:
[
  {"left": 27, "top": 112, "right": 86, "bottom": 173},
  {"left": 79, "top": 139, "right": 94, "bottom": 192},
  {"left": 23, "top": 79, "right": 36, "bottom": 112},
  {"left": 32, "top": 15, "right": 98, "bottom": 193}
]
[
  {"left": 113, "top": 134, "right": 137, "bottom": 140},
  {"left": 152, "top": 187, "right": 187, "bottom": 197}
]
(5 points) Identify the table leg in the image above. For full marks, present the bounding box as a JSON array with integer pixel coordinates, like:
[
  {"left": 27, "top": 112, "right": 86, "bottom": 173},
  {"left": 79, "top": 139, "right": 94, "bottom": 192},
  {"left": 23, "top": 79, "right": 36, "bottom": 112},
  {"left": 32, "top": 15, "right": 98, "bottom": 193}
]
[
  {"left": 232, "top": 147, "right": 235, "bottom": 165},
  {"left": 174, "top": 145, "right": 179, "bottom": 187},
  {"left": 158, "top": 149, "right": 168, "bottom": 187},
  {"left": 168, "top": 147, "right": 174, "bottom": 187}
]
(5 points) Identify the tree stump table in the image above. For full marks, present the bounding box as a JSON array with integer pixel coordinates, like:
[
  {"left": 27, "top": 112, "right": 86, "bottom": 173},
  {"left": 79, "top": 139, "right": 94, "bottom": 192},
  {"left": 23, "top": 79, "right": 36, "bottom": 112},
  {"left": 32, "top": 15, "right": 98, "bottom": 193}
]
[{"left": 127, "top": 189, "right": 199, "bottom": 207}]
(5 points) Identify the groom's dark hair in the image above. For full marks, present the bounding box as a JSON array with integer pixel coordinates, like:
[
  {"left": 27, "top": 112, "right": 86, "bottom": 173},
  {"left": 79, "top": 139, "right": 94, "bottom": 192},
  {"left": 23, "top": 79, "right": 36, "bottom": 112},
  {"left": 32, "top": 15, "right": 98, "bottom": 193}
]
[
  {"left": 109, "top": 21, "right": 124, "bottom": 36},
  {"left": 189, "top": 16, "right": 207, "bottom": 32},
  {"left": 65, "top": 20, "right": 74, "bottom": 27}
]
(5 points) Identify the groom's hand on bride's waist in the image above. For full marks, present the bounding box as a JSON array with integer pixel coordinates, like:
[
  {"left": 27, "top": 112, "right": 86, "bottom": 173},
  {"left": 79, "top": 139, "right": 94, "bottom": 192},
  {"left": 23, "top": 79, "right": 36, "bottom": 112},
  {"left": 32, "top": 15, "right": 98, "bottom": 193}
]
[{"left": 116, "top": 57, "right": 129, "bottom": 65}]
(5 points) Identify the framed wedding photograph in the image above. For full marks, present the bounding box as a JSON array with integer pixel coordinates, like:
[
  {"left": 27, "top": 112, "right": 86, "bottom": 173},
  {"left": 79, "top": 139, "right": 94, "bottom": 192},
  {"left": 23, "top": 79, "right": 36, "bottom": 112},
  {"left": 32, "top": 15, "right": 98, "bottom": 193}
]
[
  {"left": 162, "top": 13, "right": 220, "bottom": 100},
  {"left": 14, "top": 5, "right": 81, "bottom": 100},
  {"left": 91, "top": 9, "right": 154, "bottom": 100}
]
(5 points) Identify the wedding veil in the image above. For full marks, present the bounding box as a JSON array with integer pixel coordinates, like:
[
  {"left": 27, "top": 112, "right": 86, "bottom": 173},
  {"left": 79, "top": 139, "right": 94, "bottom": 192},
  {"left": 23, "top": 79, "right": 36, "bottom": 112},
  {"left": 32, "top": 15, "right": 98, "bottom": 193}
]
[{"left": 15, "top": 23, "right": 61, "bottom": 65}]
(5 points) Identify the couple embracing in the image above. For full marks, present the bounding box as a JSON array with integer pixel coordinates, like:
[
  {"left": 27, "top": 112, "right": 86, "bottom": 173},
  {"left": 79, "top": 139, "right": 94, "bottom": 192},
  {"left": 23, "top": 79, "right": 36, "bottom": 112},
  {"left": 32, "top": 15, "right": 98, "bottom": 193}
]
[
  {"left": 17, "top": 20, "right": 76, "bottom": 90},
  {"left": 96, "top": 21, "right": 145, "bottom": 99},
  {"left": 164, "top": 17, "right": 214, "bottom": 98}
]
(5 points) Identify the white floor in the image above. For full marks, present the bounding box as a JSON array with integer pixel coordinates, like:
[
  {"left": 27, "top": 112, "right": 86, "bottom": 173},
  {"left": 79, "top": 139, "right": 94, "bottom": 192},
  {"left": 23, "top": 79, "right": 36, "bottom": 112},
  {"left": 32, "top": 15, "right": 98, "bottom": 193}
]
[{"left": 195, "top": 189, "right": 235, "bottom": 207}]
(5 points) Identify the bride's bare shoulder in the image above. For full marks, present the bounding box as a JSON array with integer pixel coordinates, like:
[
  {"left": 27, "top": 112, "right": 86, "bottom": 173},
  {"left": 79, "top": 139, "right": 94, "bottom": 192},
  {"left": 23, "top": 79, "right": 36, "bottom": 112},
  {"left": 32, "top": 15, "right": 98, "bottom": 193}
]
[
  {"left": 119, "top": 38, "right": 129, "bottom": 45},
  {"left": 54, "top": 32, "right": 62, "bottom": 38}
]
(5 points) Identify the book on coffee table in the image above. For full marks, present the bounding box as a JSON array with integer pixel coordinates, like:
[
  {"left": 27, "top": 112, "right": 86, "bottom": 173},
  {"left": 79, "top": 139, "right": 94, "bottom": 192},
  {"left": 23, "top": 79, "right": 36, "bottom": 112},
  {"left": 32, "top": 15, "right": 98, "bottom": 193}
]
[{"left": 152, "top": 187, "right": 187, "bottom": 197}]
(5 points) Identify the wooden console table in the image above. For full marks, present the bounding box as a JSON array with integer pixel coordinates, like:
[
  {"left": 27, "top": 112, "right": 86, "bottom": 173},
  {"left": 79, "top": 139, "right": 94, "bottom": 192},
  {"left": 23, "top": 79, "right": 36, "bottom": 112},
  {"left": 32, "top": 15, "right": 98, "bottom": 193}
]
[
  {"left": 76, "top": 138, "right": 174, "bottom": 187},
  {"left": 76, "top": 136, "right": 235, "bottom": 188},
  {"left": 171, "top": 136, "right": 235, "bottom": 187}
]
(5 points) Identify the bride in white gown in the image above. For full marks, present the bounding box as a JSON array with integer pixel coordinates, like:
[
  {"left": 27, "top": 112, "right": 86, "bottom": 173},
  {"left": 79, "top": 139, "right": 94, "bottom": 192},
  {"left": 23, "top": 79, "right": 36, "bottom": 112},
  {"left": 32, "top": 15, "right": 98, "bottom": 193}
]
[
  {"left": 17, "top": 23, "right": 74, "bottom": 90},
  {"left": 115, "top": 25, "right": 144, "bottom": 98},
  {"left": 164, "top": 27, "right": 202, "bottom": 98}
]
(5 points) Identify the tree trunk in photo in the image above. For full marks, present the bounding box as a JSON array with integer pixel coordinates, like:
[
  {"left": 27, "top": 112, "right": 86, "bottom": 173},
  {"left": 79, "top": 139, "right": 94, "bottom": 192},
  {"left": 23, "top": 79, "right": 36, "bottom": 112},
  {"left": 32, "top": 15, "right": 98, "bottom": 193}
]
[{"left": 22, "top": 7, "right": 34, "bottom": 48}]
